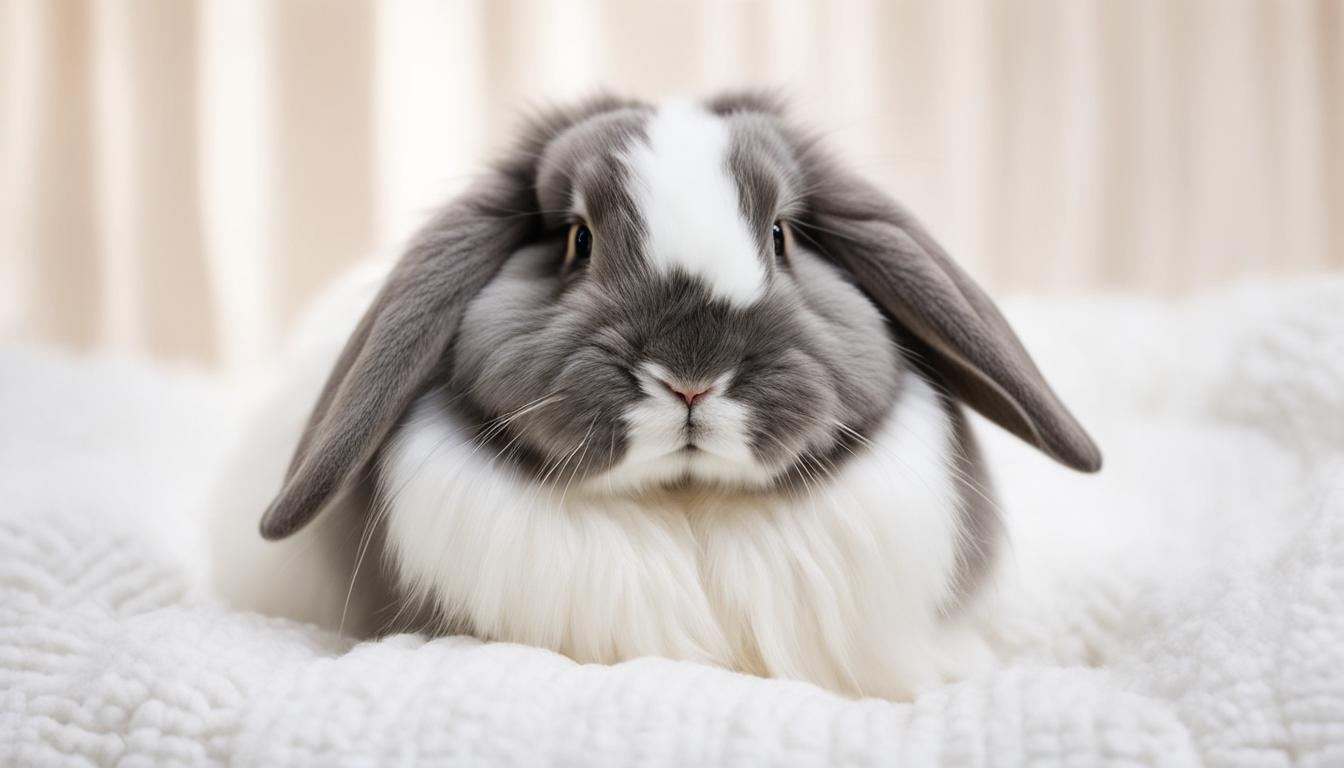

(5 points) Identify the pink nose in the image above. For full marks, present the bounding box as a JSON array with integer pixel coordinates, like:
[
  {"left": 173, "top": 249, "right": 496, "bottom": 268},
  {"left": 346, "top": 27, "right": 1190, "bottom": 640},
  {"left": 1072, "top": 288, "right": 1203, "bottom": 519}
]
[{"left": 661, "top": 380, "right": 713, "bottom": 407}]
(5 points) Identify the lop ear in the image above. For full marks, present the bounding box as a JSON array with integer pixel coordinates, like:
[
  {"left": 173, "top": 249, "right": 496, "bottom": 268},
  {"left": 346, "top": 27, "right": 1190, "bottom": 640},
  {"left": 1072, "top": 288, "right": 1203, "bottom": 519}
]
[
  {"left": 258, "top": 94, "right": 649, "bottom": 540},
  {"left": 802, "top": 173, "right": 1102, "bottom": 472},
  {"left": 259, "top": 176, "right": 537, "bottom": 540}
]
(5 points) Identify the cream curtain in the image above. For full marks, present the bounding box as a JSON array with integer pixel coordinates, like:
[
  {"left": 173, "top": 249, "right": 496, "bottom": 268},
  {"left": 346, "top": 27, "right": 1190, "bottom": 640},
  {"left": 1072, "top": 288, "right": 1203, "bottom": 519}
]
[{"left": 2, "top": 0, "right": 1341, "bottom": 372}]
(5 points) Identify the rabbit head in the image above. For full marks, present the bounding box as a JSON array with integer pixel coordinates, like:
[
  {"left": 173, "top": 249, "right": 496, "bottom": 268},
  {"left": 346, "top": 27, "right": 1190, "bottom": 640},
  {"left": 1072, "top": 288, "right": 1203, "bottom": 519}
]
[{"left": 259, "top": 92, "right": 1100, "bottom": 541}]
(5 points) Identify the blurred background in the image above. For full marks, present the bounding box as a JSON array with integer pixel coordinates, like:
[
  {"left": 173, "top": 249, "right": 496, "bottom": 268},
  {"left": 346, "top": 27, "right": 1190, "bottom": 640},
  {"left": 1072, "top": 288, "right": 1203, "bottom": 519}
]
[{"left": 1, "top": 0, "right": 1340, "bottom": 374}]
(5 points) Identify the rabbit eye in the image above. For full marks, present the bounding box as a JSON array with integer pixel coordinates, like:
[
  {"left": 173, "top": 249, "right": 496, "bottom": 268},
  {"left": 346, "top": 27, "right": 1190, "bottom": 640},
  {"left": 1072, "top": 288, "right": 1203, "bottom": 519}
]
[
  {"left": 565, "top": 223, "right": 593, "bottom": 268},
  {"left": 772, "top": 221, "right": 786, "bottom": 259}
]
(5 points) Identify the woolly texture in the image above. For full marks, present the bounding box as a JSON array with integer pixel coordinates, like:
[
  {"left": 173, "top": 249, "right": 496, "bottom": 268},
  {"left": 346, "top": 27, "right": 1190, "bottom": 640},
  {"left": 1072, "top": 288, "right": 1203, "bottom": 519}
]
[{"left": 2, "top": 275, "right": 1343, "bottom": 767}]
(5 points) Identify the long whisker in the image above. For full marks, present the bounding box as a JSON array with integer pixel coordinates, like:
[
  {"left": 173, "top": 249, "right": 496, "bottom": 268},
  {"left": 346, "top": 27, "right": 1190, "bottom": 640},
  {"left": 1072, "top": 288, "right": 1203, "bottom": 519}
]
[
  {"left": 339, "top": 503, "right": 380, "bottom": 637},
  {"left": 463, "top": 394, "right": 568, "bottom": 462},
  {"left": 380, "top": 393, "right": 567, "bottom": 514},
  {"left": 556, "top": 417, "right": 599, "bottom": 508},
  {"left": 830, "top": 416, "right": 1001, "bottom": 536}
]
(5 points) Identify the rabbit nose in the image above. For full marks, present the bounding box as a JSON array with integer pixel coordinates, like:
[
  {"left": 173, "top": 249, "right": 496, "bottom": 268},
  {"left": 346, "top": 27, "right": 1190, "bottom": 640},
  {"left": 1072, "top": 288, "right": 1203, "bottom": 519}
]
[{"left": 659, "top": 378, "right": 713, "bottom": 407}]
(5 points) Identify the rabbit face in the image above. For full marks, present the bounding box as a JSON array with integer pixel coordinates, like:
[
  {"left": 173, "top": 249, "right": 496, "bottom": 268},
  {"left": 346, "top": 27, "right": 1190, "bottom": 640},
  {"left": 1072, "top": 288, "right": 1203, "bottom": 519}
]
[{"left": 451, "top": 101, "right": 902, "bottom": 493}]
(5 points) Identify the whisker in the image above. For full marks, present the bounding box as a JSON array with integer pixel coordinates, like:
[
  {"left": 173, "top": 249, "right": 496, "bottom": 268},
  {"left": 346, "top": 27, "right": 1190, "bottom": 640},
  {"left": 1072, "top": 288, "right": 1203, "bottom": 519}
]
[
  {"left": 380, "top": 393, "right": 567, "bottom": 514},
  {"left": 557, "top": 417, "right": 600, "bottom": 508},
  {"left": 339, "top": 503, "right": 380, "bottom": 637}
]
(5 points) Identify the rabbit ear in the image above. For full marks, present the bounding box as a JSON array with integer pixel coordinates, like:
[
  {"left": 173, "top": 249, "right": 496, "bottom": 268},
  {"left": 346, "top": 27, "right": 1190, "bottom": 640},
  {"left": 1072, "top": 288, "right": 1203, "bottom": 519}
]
[
  {"left": 803, "top": 173, "right": 1102, "bottom": 472},
  {"left": 259, "top": 176, "right": 537, "bottom": 540},
  {"left": 259, "top": 95, "right": 647, "bottom": 540}
]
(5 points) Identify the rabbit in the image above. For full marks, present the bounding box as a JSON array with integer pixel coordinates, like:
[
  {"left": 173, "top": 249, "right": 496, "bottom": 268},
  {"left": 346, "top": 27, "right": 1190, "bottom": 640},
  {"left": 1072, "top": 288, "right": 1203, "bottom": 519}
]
[{"left": 210, "top": 92, "right": 1101, "bottom": 701}]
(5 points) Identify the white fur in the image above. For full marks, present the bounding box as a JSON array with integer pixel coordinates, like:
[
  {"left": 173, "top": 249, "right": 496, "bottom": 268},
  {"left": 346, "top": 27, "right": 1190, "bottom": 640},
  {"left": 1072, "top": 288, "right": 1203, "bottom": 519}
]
[
  {"left": 596, "top": 364, "right": 774, "bottom": 492},
  {"left": 624, "top": 100, "right": 766, "bottom": 306},
  {"left": 382, "top": 372, "right": 964, "bottom": 699}
]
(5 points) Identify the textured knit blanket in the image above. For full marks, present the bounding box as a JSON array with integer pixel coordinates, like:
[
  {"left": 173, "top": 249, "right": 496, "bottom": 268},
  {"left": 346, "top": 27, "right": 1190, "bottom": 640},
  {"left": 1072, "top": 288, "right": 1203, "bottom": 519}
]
[{"left": 2, "top": 275, "right": 1343, "bottom": 767}]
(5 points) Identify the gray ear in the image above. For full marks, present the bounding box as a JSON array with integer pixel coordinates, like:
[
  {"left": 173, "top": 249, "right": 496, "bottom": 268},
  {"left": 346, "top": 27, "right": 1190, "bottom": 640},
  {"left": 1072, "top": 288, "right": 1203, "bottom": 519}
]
[
  {"left": 803, "top": 173, "right": 1102, "bottom": 472},
  {"left": 259, "top": 94, "right": 647, "bottom": 540},
  {"left": 259, "top": 175, "right": 537, "bottom": 540}
]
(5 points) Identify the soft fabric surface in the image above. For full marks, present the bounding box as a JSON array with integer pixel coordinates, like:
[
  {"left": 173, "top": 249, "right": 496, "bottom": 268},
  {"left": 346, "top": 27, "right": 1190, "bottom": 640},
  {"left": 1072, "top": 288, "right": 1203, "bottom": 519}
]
[{"left": 2, "top": 275, "right": 1343, "bottom": 767}]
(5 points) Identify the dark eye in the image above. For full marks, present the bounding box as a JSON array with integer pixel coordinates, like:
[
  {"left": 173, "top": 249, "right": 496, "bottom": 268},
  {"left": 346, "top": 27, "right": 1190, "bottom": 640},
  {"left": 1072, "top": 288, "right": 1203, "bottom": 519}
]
[
  {"left": 565, "top": 222, "right": 593, "bottom": 268},
  {"left": 772, "top": 221, "right": 786, "bottom": 259}
]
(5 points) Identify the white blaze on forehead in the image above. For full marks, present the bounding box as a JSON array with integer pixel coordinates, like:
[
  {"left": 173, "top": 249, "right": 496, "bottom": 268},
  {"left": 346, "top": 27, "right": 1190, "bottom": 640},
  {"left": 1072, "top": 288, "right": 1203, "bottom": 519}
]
[{"left": 625, "top": 101, "right": 766, "bottom": 306}]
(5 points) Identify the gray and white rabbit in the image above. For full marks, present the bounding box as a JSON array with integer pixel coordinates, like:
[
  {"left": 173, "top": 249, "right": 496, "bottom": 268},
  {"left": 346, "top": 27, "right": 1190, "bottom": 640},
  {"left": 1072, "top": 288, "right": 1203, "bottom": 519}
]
[{"left": 210, "top": 92, "right": 1100, "bottom": 700}]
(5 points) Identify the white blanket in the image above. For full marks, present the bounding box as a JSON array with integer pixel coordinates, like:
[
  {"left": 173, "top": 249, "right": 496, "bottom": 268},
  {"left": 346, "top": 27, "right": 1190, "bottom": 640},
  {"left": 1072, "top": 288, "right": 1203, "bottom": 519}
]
[{"left": 2, "top": 275, "right": 1343, "bottom": 767}]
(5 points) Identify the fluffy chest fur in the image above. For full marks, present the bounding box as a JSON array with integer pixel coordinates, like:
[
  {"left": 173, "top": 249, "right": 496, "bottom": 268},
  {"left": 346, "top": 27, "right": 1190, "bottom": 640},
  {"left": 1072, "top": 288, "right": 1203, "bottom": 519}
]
[{"left": 382, "top": 373, "right": 966, "bottom": 699}]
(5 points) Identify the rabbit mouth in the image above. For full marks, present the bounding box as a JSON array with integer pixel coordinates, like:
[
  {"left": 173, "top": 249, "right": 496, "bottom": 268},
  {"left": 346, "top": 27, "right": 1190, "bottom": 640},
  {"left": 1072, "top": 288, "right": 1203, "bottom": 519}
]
[{"left": 580, "top": 440, "right": 782, "bottom": 496}]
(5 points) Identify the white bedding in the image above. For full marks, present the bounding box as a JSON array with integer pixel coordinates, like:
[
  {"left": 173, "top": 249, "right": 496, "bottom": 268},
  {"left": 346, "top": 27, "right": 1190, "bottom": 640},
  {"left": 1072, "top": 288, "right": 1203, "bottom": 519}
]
[{"left": 2, "top": 275, "right": 1342, "bottom": 766}]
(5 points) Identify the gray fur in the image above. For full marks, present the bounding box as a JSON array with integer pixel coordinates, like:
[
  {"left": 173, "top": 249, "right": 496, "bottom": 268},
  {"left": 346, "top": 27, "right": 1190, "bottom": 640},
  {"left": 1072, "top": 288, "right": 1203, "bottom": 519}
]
[
  {"left": 453, "top": 242, "right": 899, "bottom": 483},
  {"left": 261, "top": 92, "right": 1101, "bottom": 622},
  {"left": 260, "top": 95, "right": 641, "bottom": 539},
  {"left": 795, "top": 161, "right": 1103, "bottom": 472}
]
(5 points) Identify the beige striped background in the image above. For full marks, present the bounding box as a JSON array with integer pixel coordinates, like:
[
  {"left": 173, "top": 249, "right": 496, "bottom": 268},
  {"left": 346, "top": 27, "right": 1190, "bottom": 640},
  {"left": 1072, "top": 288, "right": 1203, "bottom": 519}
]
[{"left": 2, "top": 0, "right": 1341, "bottom": 372}]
